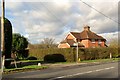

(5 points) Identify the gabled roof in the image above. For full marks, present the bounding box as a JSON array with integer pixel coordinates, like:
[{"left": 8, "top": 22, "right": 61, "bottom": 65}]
[
  {"left": 70, "top": 32, "right": 81, "bottom": 39},
  {"left": 60, "top": 39, "right": 75, "bottom": 46}
]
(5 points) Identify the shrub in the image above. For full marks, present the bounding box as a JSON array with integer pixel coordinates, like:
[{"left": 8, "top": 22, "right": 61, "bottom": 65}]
[
  {"left": 44, "top": 54, "right": 66, "bottom": 62},
  {"left": 17, "top": 50, "right": 29, "bottom": 59},
  {"left": 27, "top": 56, "right": 37, "bottom": 60},
  {"left": 0, "top": 18, "right": 12, "bottom": 68}
]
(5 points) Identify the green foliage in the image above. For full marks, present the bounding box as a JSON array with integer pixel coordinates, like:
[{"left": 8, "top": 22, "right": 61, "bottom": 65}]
[
  {"left": 79, "top": 47, "right": 119, "bottom": 60},
  {"left": 0, "top": 18, "right": 12, "bottom": 55},
  {"left": 27, "top": 56, "right": 37, "bottom": 60},
  {"left": 12, "top": 33, "right": 29, "bottom": 59},
  {"left": 4, "top": 65, "right": 48, "bottom": 74},
  {"left": 29, "top": 46, "right": 119, "bottom": 62},
  {"left": 29, "top": 48, "right": 75, "bottom": 62},
  {"left": 44, "top": 54, "right": 66, "bottom": 62},
  {"left": 0, "top": 17, "right": 12, "bottom": 68},
  {"left": 12, "top": 33, "right": 28, "bottom": 50}
]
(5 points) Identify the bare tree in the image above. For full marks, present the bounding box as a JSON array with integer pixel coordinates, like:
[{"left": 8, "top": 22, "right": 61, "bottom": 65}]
[
  {"left": 41, "top": 38, "right": 56, "bottom": 48},
  {"left": 109, "top": 38, "right": 119, "bottom": 48}
]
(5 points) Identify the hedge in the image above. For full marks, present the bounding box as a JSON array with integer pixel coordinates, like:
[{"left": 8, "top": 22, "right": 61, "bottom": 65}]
[{"left": 29, "top": 47, "right": 119, "bottom": 62}]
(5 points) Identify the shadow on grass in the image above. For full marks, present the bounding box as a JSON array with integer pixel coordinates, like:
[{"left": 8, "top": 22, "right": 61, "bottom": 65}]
[{"left": 9, "top": 60, "right": 45, "bottom": 69}]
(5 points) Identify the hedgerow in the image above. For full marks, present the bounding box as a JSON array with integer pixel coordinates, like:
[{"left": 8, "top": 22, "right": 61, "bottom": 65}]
[{"left": 29, "top": 47, "right": 119, "bottom": 62}]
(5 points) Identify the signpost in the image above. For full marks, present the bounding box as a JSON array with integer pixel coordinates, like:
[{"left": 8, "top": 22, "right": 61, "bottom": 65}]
[
  {"left": 110, "top": 53, "right": 112, "bottom": 59},
  {"left": 1, "top": 0, "right": 5, "bottom": 73},
  {"left": 73, "top": 42, "right": 79, "bottom": 63}
]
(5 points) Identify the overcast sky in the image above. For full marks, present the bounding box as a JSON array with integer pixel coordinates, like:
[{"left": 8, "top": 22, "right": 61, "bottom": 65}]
[{"left": 1, "top": 0, "right": 119, "bottom": 44}]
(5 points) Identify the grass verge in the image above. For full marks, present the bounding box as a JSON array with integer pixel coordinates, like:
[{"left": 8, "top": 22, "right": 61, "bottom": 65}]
[
  {"left": 80, "top": 58, "right": 119, "bottom": 63},
  {"left": 49, "top": 58, "right": 119, "bottom": 64},
  {"left": 3, "top": 65, "right": 48, "bottom": 74}
]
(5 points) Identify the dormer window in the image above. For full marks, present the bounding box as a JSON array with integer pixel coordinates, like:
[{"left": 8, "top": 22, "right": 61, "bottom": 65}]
[{"left": 91, "top": 39, "right": 95, "bottom": 43}]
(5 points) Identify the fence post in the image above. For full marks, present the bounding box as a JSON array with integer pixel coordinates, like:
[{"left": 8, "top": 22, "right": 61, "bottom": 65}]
[
  {"left": 110, "top": 53, "right": 112, "bottom": 59},
  {"left": 1, "top": 55, "right": 5, "bottom": 73}
]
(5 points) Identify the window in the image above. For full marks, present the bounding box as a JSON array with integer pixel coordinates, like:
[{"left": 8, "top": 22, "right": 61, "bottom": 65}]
[
  {"left": 98, "top": 40, "right": 102, "bottom": 44},
  {"left": 91, "top": 39, "right": 95, "bottom": 43}
]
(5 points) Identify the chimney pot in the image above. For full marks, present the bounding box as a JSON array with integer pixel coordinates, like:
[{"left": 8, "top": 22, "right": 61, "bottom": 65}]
[{"left": 84, "top": 25, "right": 90, "bottom": 31}]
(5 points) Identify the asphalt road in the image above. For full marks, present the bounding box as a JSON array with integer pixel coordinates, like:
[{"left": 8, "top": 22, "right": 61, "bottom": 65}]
[{"left": 2, "top": 62, "right": 119, "bottom": 80}]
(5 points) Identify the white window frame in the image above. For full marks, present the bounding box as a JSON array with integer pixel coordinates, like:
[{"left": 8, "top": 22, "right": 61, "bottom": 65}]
[
  {"left": 91, "top": 39, "right": 95, "bottom": 43},
  {"left": 98, "top": 40, "right": 102, "bottom": 44}
]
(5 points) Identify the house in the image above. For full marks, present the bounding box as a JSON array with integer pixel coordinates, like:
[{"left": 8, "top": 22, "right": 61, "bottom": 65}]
[{"left": 58, "top": 25, "right": 107, "bottom": 48}]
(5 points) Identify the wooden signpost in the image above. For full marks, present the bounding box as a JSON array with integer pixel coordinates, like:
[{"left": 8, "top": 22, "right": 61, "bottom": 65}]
[{"left": 1, "top": 0, "right": 5, "bottom": 73}]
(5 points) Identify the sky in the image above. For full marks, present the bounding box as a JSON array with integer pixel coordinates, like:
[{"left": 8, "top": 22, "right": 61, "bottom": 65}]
[{"left": 0, "top": 0, "right": 119, "bottom": 44}]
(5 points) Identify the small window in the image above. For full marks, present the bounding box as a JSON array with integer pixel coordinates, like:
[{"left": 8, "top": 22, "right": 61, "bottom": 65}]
[
  {"left": 98, "top": 40, "right": 102, "bottom": 44},
  {"left": 91, "top": 39, "right": 95, "bottom": 43}
]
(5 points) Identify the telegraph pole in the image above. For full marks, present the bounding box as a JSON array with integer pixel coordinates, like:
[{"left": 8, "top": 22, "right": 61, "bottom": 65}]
[
  {"left": 76, "top": 43, "right": 78, "bottom": 63},
  {"left": 73, "top": 42, "right": 79, "bottom": 63},
  {"left": 1, "top": 0, "right": 5, "bottom": 73}
]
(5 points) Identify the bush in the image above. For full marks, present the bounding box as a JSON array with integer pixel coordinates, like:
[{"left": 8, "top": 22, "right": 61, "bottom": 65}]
[
  {"left": 44, "top": 54, "right": 66, "bottom": 62},
  {"left": 27, "top": 56, "right": 37, "bottom": 60},
  {"left": 17, "top": 50, "right": 29, "bottom": 59}
]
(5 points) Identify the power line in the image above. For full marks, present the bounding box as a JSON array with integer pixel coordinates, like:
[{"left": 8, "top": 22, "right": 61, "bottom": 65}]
[
  {"left": 40, "top": 3, "right": 66, "bottom": 27},
  {"left": 80, "top": 0, "right": 120, "bottom": 24},
  {"left": 40, "top": 3, "right": 75, "bottom": 33}
]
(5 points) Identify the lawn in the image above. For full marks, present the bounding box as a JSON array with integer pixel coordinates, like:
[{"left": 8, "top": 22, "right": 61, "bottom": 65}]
[
  {"left": 80, "top": 58, "right": 119, "bottom": 63},
  {"left": 3, "top": 65, "right": 48, "bottom": 74}
]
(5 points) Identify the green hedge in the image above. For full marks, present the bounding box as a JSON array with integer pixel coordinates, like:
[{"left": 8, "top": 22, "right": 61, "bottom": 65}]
[
  {"left": 79, "top": 47, "right": 119, "bottom": 60},
  {"left": 29, "top": 48, "right": 75, "bottom": 62},
  {"left": 29, "top": 47, "right": 119, "bottom": 62}
]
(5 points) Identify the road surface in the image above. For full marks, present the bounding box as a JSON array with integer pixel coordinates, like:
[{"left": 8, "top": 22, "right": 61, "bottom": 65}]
[{"left": 2, "top": 62, "right": 119, "bottom": 80}]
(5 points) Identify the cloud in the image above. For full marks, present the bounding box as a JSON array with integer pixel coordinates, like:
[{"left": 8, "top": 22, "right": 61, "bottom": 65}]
[
  {"left": 5, "top": 1, "right": 118, "bottom": 44},
  {"left": 99, "top": 31, "right": 118, "bottom": 42}
]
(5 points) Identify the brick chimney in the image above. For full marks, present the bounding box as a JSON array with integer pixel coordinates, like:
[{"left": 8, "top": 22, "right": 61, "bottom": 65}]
[{"left": 84, "top": 25, "right": 90, "bottom": 31}]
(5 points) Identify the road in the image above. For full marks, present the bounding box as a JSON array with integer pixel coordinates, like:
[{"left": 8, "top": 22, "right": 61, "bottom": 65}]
[{"left": 2, "top": 62, "right": 119, "bottom": 80}]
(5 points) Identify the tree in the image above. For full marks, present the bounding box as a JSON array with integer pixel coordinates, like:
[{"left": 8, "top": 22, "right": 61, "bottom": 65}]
[
  {"left": 4, "top": 18, "right": 12, "bottom": 68},
  {"left": 1, "top": 1, "right": 12, "bottom": 69},
  {"left": 12, "top": 33, "right": 29, "bottom": 59},
  {"left": 0, "top": 17, "right": 12, "bottom": 68},
  {"left": 41, "top": 38, "right": 57, "bottom": 48},
  {"left": 109, "top": 38, "right": 119, "bottom": 48}
]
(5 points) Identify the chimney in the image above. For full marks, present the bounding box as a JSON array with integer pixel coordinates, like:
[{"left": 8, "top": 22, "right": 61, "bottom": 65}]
[{"left": 84, "top": 25, "right": 90, "bottom": 31}]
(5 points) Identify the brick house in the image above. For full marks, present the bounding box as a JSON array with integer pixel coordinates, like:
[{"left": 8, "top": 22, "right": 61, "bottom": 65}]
[{"left": 58, "top": 25, "right": 107, "bottom": 48}]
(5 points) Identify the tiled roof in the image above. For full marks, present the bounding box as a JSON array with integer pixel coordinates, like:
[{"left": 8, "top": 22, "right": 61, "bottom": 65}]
[
  {"left": 70, "top": 32, "right": 81, "bottom": 39},
  {"left": 70, "top": 26, "right": 106, "bottom": 41},
  {"left": 60, "top": 39, "right": 75, "bottom": 46},
  {"left": 80, "top": 30, "right": 106, "bottom": 40}
]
